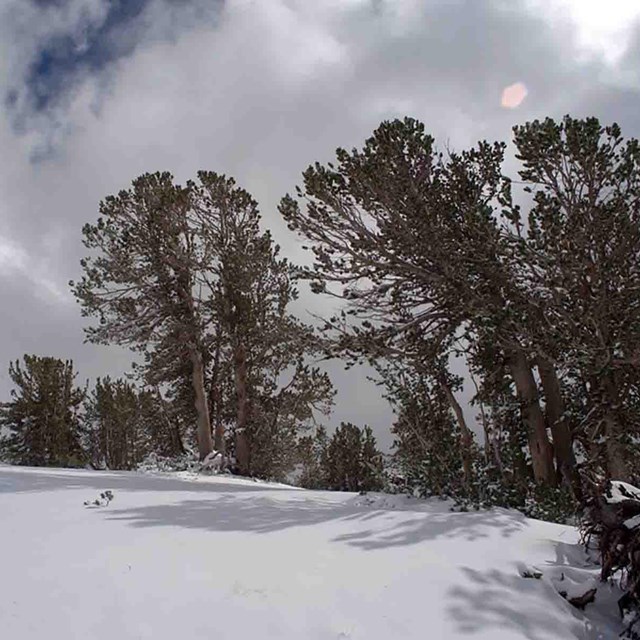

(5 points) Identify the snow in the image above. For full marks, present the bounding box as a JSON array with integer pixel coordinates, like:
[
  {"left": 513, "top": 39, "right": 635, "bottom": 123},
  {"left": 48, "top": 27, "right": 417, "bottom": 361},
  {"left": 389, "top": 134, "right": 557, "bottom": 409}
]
[
  {"left": 604, "top": 480, "right": 640, "bottom": 504},
  {"left": 0, "top": 465, "right": 624, "bottom": 639}
]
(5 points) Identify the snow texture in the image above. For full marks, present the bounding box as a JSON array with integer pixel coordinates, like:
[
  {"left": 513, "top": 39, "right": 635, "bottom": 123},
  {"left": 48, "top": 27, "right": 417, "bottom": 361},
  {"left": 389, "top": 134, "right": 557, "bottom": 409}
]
[
  {"left": 604, "top": 480, "right": 640, "bottom": 504},
  {"left": 0, "top": 465, "right": 624, "bottom": 639}
]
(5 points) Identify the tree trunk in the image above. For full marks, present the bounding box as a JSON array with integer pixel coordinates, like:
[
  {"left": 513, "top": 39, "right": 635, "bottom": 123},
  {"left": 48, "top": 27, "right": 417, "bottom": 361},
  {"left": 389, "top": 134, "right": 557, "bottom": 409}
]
[
  {"left": 234, "top": 342, "right": 250, "bottom": 475},
  {"left": 508, "top": 348, "right": 555, "bottom": 485},
  {"left": 209, "top": 340, "right": 226, "bottom": 459},
  {"left": 190, "top": 349, "right": 213, "bottom": 460},
  {"left": 602, "top": 374, "right": 629, "bottom": 481},
  {"left": 536, "top": 357, "right": 581, "bottom": 498},
  {"left": 440, "top": 381, "right": 474, "bottom": 486}
]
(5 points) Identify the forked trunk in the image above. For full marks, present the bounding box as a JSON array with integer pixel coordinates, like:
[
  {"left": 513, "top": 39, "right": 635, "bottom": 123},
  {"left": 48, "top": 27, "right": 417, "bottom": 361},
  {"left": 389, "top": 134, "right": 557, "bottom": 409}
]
[
  {"left": 508, "top": 348, "right": 555, "bottom": 485},
  {"left": 536, "top": 357, "right": 581, "bottom": 498}
]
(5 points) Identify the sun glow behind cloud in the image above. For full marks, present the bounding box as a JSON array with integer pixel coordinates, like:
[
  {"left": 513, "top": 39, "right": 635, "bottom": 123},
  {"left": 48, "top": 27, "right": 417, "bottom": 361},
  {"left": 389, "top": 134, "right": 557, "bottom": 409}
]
[
  {"left": 526, "top": 0, "right": 640, "bottom": 64},
  {"left": 500, "top": 1, "right": 640, "bottom": 109}
]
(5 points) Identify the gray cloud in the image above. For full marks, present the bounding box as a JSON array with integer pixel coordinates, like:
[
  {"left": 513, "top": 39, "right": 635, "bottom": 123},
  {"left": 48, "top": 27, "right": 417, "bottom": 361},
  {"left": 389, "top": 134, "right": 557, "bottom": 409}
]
[{"left": 1, "top": 0, "right": 640, "bottom": 450}]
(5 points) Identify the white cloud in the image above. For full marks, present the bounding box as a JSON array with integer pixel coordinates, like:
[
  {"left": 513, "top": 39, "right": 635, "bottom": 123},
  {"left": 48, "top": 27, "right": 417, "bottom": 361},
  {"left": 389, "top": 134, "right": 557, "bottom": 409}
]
[
  {"left": 524, "top": 0, "right": 640, "bottom": 64},
  {"left": 0, "top": 233, "right": 70, "bottom": 304}
]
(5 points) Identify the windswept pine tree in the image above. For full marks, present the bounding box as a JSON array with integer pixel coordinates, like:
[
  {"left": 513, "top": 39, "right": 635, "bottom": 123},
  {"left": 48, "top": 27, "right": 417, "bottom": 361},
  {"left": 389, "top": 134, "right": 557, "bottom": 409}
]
[
  {"left": 279, "top": 117, "right": 557, "bottom": 486},
  {"left": 0, "top": 355, "right": 85, "bottom": 467},
  {"left": 512, "top": 116, "right": 640, "bottom": 483},
  {"left": 281, "top": 115, "right": 640, "bottom": 501}
]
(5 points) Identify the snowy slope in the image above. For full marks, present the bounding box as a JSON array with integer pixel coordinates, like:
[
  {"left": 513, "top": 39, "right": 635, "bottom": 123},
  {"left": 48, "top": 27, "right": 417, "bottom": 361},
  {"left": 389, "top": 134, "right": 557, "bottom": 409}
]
[{"left": 0, "top": 465, "right": 622, "bottom": 639}]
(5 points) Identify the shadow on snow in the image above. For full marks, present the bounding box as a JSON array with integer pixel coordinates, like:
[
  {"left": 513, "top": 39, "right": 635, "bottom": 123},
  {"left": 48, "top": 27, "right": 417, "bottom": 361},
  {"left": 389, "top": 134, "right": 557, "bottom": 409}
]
[
  {"left": 0, "top": 466, "right": 292, "bottom": 495},
  {"left": 446, "top": 542, "right": 623, "bottom": 640},
  {"left": 96, "top": 494, "right": 527, "bottom": 548}
]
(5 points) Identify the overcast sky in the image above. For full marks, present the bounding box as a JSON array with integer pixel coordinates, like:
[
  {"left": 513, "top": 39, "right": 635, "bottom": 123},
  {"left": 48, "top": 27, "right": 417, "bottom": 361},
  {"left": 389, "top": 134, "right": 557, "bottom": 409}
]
[{"left": 1, "top": 0, "right": 640, "bottom": 450}]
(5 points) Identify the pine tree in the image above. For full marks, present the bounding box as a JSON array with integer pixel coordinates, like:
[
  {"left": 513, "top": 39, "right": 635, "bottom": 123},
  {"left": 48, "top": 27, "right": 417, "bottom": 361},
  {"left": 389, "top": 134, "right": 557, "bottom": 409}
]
[
  {"left": 297, "top": 426, "right": 329, "bottom": 489},
  {"left": 512, "top": 116, "right": 640, "bottom": 483},
  {"left": 279, "top": 117, "right": 565, "bottom": 488},
  {"left": 323, "top": 422, "right": 383, "bottom": 492},
  {"left": 386, "top": 370, "right": 464, "bottom": 497},
  {"left": 73, "top": 172, "right": 217, "bottom": 459},
  {"left": 74, "top": 171, "right": 333, "bottom": 473},
  {"left": 0, "top": 356, "right": 86, "bottom": 467},
  {"left": 83, "top": 377, "right": 176, "bottom": 470}
]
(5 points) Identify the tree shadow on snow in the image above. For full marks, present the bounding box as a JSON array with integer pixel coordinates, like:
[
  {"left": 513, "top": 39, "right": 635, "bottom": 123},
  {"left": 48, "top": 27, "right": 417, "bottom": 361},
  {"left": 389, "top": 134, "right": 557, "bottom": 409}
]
[
  {"left": 331, "top": 506, "right": 525, "bottom": 548},
  {"left": 0, "top": 466, "right": 292, "bottom": 495},
  {"left": 446, "top": 542, "right": 622, "bottom": 640},
  {"left": 101, "top": 495, "right": 527, "bottom": 549}
]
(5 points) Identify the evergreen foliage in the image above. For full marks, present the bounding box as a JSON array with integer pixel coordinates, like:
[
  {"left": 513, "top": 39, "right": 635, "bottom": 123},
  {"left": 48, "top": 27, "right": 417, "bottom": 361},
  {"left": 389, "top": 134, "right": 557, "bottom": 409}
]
[
  {"left": 4, "top": 114, "right": 639, "bottom": 544},
  {"left": 83, "top": 377, "right": 183, "bottom": 470},
  {"left": 73, "top": 171, "right": 333, "bottom": 476},
  {"left": 298, "top": 423, "right": 383, "bottom": 492},
  {"left": 281, "top": 114, "right": 640, "bottom": 509},
  {"left": 0, "top": 356, "right": 86, "bottom": 467}
]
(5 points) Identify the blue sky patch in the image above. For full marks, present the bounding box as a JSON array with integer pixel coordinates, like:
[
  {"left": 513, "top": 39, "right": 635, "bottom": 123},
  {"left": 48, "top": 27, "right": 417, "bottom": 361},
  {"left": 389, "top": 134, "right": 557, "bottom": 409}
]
[{"left": 23, "top": 0, "right": 151, "bottom": 111}]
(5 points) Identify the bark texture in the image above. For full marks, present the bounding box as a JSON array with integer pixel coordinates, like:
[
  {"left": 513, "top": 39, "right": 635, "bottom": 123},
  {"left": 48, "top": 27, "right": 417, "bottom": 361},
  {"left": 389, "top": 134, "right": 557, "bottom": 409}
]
[
  {"left": 508, "top": 348, "right": 555, "bottom": 484},
  {"left": 190, "top": 349, "right": 213, "bottom": 460},
  {"left": 536, "top": 357, "right": 580, "bottom": 496}
]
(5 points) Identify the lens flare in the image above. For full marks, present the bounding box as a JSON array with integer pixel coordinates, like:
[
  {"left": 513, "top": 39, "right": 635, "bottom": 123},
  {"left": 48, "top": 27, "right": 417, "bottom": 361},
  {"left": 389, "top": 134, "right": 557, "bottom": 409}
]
[{"left": 501, "top": 82, "right": 528, "bottom": 109}]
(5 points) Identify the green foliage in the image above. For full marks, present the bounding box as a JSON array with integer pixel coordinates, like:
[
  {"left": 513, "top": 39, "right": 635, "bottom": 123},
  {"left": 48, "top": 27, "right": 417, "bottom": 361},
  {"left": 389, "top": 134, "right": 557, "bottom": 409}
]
[
  {"left": 296, "top": 424, "right": 384, "bottom": 492},
  {"left": 389, "top": 374, "right": 466, "bottom": 498},
  {"left": 83, "top": 378, "right": 183, "bottom": 470},
  {"left": 74, "top": 170, "right": 334, "bottom": 468},
  {"left": 297, "top": 426, "right": 329, "bottom": 489},
  {"left": 322, "top": 423, "right": 384, "bottom": 492},
  {"left": 282, "top": 113, "right": 640, "bottom": 512},
  {"left": 0, "top": 355, "right": 86, "bottom": 467}
]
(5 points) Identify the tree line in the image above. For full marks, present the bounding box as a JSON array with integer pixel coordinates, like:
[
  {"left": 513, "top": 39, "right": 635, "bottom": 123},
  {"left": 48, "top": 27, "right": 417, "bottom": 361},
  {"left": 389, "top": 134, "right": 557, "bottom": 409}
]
[
  {"left": 2, "top": 115, "right": 639, "bottom": 511},
  {"left": 280, "top": 115, "right": 640, "bottom": 514}
]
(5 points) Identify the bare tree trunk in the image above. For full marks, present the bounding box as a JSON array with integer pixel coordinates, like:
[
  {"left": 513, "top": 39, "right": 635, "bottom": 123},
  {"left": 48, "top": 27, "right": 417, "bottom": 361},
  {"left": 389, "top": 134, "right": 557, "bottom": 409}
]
[
  {"left": 508, "top": 348, "right": 555, "bottom": 485},
  {"left": 234, "top": 342, "right": 250, "bottom": 475},
  {"left": 209, "top": 340, "right": 226, "bottom": 460},
  {"left": 537, "top": 357, "right": 581, "bottom": 498},
  {"left": 439, "top": 381, "right": 474, "bottom": 486},
  {"left": 190, "top": 349, "right": 213, "bottom": 460}
]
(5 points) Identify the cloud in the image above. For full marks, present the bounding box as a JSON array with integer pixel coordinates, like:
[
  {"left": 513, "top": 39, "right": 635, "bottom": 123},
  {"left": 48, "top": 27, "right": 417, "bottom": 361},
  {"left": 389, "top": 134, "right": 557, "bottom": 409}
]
[{"left": 1, "top": 0, "right": 640, "bottom": 448}]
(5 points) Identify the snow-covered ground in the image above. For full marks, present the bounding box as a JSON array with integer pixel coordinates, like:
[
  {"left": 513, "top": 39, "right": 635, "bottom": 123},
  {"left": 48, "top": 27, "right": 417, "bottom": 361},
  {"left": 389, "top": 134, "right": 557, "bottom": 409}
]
[{"left": 0, "top": 465, "right": 623, "bottom": 639}]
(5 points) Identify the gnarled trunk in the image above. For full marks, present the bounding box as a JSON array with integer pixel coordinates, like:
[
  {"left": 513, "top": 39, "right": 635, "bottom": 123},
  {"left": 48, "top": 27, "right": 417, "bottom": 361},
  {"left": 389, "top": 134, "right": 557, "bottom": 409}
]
[
  {"left": 190, "top": 349, "right": 213, "bottom": 460},
  {"left": 508, "top": 348, "right": 555, "bottom": 485},
  {"left": 537, "top": 357, "right": 581, "bottom": 498}
]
